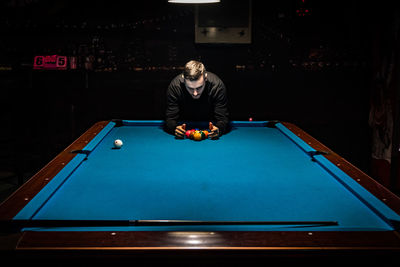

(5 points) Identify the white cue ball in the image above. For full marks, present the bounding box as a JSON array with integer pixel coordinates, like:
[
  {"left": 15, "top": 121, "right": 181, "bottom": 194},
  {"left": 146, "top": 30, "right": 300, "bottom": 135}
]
[{"left": 114, "top": 139, "right": 123, "bottom": 148}]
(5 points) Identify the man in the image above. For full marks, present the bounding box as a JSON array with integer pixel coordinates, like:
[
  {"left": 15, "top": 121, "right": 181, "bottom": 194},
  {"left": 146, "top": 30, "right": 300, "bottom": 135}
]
[{"left": 165, "top": 60, "right": 229, "bottom": 139}]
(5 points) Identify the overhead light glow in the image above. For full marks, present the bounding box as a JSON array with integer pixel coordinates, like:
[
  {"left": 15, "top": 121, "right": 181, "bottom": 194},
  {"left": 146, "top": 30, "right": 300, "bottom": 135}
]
[{"left": 168, "top": 0, "right": 220, "bottom": 3}]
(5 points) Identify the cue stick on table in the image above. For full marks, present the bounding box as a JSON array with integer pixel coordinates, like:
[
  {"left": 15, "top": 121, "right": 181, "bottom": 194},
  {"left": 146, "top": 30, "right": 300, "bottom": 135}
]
[{"left": 1, "top": 219, "right": 339, "bottom": 231}]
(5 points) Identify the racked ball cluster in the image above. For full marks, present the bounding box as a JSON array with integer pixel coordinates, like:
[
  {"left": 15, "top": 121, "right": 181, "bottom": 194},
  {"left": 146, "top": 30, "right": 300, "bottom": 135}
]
[{"left": 185, "top": 129, "right": 209, "bottom": 141}]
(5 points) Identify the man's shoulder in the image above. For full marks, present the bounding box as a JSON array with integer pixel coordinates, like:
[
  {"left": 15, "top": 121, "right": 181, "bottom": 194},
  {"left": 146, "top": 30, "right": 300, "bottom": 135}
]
[
  {"left": 206, "top": 72, "right": 225, "bottom": 93},
  {"left": 206, "top": 72, "right": 221, "bottom": 83},
  {"left": 168, "top": 74, "right": 184, "bottom": 90},
  {"left": 170, "top": 73, "right": 184, "bottom": 84}
]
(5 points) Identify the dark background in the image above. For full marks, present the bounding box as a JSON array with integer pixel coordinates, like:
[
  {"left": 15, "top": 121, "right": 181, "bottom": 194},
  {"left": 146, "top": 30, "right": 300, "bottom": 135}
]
[{"left": 0, "top": 0, "right": 398, "bottom": 195}]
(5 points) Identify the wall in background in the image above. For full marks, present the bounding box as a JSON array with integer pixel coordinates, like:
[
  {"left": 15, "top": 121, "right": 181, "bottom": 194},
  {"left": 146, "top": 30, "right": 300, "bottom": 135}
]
[{"left": 0, "top": 0, "right": 393, "bottom": 183}]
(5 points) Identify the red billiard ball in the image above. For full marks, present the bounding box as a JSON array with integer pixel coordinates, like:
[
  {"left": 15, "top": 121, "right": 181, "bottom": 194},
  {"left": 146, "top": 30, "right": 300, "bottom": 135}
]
[
  {"left": 185, "top": 129, "right": 195, "bottom": 139},
  {"left": 249, "top": 117, "right": 253, "bottom": 121}
]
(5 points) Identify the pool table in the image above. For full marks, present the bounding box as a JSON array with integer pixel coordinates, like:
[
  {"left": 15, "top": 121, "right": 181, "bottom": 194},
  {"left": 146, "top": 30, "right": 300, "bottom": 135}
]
[{"left": 1, "top": 120, "right": 400, "bottom": 262}]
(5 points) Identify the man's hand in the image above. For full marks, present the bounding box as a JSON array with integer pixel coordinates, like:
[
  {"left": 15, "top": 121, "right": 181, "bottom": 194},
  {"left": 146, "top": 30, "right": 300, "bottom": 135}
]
[
  {"left": 175, "top": 124, "right": 186, "bottom": 139},
  {"left": 209, "top": 122, "right": 220, "bottom": 139}
]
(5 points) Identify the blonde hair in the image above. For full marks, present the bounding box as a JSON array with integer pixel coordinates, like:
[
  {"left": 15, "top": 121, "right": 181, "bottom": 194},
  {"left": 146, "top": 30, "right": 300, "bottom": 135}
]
[{"left": 183, "top": 60, "right": 206, "bottom": 81}]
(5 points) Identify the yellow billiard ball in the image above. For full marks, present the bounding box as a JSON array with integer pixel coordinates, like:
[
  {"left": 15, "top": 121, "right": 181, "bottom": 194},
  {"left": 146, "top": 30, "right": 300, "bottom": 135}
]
[
  {"left": 189, "top": 131, "right": 196, "bottom": 140},
  {"left": 193, "top": 131, "right": 202, "bottom": 141}
]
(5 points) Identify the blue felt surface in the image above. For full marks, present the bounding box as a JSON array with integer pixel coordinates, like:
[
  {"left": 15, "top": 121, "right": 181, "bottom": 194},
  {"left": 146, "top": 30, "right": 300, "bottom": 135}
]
[{"left": 16, "top": 121, "right": 397, "bottom": 231}]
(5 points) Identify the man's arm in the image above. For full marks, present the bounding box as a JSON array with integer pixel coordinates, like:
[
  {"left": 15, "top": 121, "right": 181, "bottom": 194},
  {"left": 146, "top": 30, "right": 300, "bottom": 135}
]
[
  {"left": 212, "top": 82, "right": 229, "bottom": 135},
  {"left": 165, "top": 82, "right": 181, "bottom": 135}
]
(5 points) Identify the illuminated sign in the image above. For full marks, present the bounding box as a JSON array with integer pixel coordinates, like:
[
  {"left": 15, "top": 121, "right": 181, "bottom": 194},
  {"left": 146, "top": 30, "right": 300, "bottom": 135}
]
[{"left": 33, "top": 55, "right": 68, "bottom": 70}]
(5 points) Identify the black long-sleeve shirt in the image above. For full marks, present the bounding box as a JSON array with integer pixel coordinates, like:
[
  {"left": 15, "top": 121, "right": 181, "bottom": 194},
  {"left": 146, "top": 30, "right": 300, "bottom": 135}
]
[{"left": 165, "top": 72, "right": 229, "bottom": 135}]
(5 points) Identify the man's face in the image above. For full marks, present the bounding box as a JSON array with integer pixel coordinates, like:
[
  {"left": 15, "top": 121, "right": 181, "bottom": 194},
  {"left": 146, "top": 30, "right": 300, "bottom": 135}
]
[{"left": 184, "top": 75, "right": 206, "bottom": 99}]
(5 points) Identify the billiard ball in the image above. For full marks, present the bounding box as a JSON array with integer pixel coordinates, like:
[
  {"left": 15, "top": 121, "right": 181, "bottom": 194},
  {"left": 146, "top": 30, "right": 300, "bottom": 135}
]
[
  {"left": 114, "top": 139, "right": 123, "bottom": 148},
  {"left": 185, "top": 130, "right": 191, "bottom": 139},
  {"left": 202, "top": 130, "right": 209, "bottom": 139},
  {"left": 189, "top": 130, "right": 196, "bottom": 140},
  {"left": 249, "top": 117, "right": 253, "bottom": 121},
  {"left": 193, "top": 131, "right": 202, "bottom": 141}
]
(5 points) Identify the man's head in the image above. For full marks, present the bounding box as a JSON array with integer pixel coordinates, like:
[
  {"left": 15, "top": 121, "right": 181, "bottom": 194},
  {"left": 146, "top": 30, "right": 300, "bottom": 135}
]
[{"left": 183, "top": 60, "right": 207, "bottom": 99}]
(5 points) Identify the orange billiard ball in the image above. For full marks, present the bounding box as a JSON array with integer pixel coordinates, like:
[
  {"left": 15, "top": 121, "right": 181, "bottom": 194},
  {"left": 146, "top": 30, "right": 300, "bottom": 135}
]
[{"left": 202, "top": 130, "right": 209, "bottom": 139}]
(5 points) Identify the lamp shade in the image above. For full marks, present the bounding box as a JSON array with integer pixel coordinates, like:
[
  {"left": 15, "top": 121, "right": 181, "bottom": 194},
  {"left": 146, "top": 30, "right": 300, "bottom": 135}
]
[{"left": 168, "top": 0, "right": 220, "bottom": 3}]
